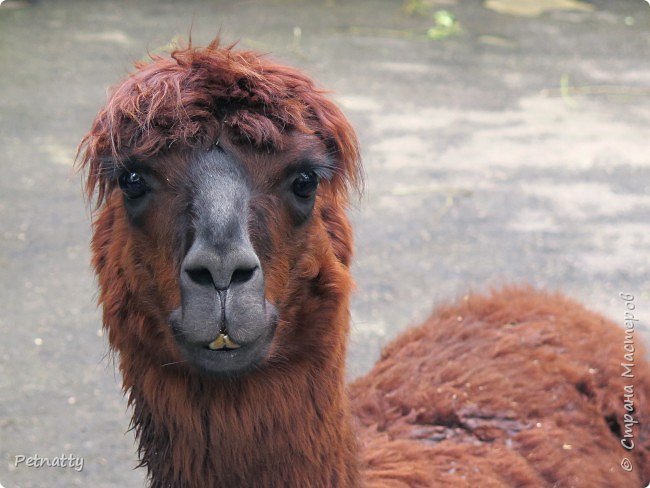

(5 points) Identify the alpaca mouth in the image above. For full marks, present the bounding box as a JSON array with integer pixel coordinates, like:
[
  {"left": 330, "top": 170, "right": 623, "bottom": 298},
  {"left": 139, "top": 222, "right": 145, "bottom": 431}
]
[
  {"left": 168, "top": 301, "right": 278, "bottom": 376},
  {"left": 207, "top": 333, "right": 242, "bottom": 351}
]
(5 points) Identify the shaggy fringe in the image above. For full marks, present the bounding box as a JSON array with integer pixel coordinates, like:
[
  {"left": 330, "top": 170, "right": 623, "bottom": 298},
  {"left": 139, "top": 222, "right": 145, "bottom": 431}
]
[{"left": 76, "top": 38, "right": 362, "bottom": 208}]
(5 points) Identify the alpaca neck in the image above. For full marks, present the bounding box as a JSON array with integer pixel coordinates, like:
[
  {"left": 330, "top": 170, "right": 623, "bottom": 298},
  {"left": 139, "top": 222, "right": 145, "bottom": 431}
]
[{"left": 127, "top": 320, "right": 359, "bottom": 487}]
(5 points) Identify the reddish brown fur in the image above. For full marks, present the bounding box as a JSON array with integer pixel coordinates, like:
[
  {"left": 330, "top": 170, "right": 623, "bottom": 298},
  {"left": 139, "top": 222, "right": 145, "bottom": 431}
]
[
  {"left": 79, "top": 40, "right": 649, "bottom": 487},
  {"left": 352, "top": 288, "right": 650, "bottom": 486}
]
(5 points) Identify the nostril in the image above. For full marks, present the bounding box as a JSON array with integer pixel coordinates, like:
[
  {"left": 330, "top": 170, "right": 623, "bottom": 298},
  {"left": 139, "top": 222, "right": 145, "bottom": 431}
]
[
  {"left": 183, "top": 256, "right": 259, "bottom": 290},
  {"left": 186, "top": 267, "right": 214, "bottom": 288},
  {"left": 230, "top": 266, "right": 257, "bottom": 286}
]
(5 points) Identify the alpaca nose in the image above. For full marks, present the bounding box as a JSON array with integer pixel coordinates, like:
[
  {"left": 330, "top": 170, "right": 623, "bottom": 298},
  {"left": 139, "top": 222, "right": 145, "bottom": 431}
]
[
  {"left": 182, "top": 244, "right": 260, "bottom": 291},
  {"left": 170, "top": 147, "right": 276, "bottom": 375}
]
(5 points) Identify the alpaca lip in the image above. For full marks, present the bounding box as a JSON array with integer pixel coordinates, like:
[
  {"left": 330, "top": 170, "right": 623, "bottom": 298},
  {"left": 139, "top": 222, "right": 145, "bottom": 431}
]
[
  {"left": 168, "top": 301, "right": 278, "bottom": 376},
  {"left": 207, "top": 333, "right": 241, "bottom": 351}
]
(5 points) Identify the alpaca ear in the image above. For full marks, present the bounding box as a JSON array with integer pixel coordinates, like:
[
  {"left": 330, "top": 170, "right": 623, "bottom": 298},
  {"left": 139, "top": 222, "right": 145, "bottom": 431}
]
[
  {"left": 306, "top": 93, "right": 364, "bottom": 201},
  {"left": 305, "top": 94, "right": 361, "bottom": 265},
  {"left": 76, "top": 120, "right": 113, "bottom": 209}
]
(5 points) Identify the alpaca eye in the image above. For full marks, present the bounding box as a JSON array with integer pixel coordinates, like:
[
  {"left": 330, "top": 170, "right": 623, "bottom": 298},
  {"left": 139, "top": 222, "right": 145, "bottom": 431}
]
[
  {"left": 291, "top": 171, "right": 319, "bottom": 199},
  {"left": 119, "top": 171, "right": 148, "bottom": 199}
]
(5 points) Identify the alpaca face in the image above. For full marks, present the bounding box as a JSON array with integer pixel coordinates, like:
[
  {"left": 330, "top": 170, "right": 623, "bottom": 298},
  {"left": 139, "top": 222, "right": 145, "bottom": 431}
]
[{"left": 109, "top": 132, "right": 338, "bottom": 376}]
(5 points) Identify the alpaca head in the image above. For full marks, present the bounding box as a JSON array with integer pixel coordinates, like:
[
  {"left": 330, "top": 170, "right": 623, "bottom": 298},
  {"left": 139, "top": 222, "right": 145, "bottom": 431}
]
[{"left": 79, "top": 40, "right": 361, "bottom": 378}]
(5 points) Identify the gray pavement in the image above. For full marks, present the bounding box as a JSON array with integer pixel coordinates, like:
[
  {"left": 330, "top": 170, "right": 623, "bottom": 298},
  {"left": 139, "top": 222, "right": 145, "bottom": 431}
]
[{"left": 1, "top": 0, "right": 649, "bottom": 486}]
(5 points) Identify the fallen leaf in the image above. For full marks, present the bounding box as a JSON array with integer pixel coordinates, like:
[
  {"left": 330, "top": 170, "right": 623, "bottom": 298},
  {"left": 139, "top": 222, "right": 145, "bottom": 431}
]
[{"left": 427, "top": 10, "right": 461, "bottom": 40}]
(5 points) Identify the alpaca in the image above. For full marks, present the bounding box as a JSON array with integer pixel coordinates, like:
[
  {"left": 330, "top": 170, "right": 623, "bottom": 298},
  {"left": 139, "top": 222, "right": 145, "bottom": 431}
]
[{"left": 78, "top": 40, "right": 650, "bottom": 487}]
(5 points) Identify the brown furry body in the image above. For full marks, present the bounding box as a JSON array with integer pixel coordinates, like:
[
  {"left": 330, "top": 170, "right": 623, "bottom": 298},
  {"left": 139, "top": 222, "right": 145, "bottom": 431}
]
[
  {"left": 79, "top": 40, "right": 649, "bottom": 487},
  {"left": 353, "top": 288, "right": 650, "bottom": 487}
]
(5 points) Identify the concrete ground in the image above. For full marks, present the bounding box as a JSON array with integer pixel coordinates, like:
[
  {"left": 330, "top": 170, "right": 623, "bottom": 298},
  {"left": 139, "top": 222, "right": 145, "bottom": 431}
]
[{"left": 1, "top": 0, "right": 649, "bottom": 486}]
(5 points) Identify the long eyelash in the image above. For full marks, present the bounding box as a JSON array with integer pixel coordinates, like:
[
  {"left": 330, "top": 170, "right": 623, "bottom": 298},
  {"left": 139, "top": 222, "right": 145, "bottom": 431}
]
[
  {"left": 322, "top": 149, "right": 352, "bottom": 179},
  {"left": 310, "top": 165, "right": 336, "bottom": 182},
  {"left": 97, "top": 157, "right": 151, "bottom": 183},
  {"left": 292, "top": 155, "right": 338, "bottom": 182}
]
